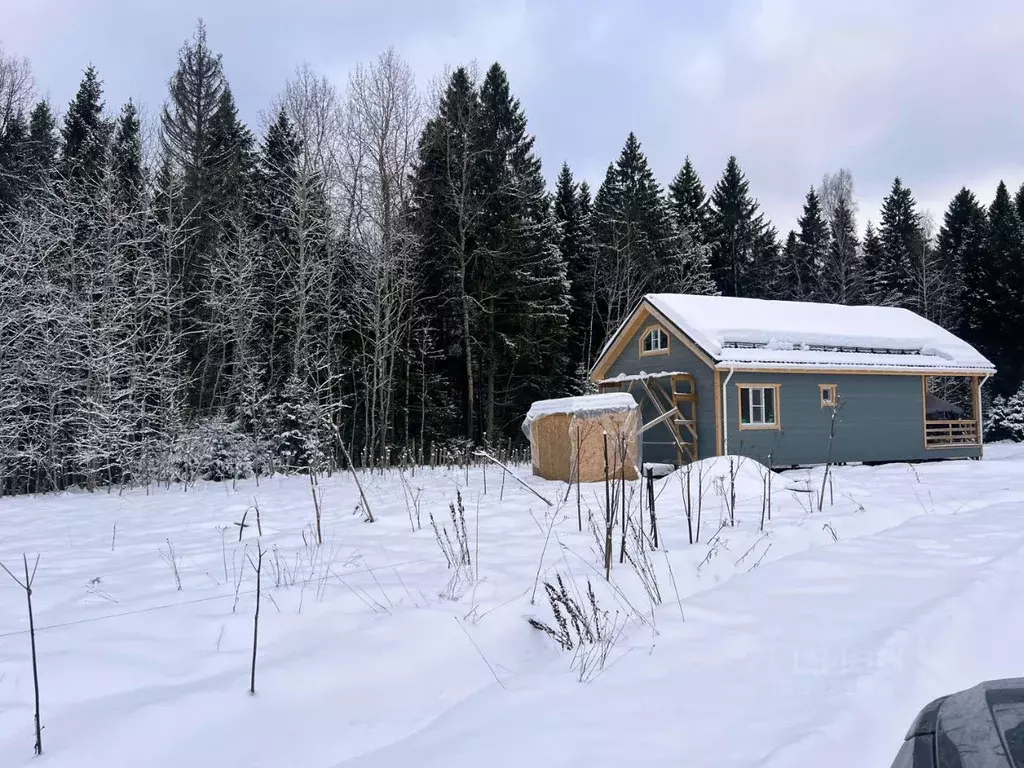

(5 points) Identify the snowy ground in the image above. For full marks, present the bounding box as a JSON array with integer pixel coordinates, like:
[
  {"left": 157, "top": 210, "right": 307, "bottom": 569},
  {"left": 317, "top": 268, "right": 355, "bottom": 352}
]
[{"left": 2, "top": 446, "right": 1024, "bottom": 767}]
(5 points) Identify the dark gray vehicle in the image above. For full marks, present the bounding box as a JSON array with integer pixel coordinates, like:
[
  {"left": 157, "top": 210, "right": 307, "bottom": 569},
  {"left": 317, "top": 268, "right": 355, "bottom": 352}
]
[{"left": 891, "top": 678, "right": 1024, "bottom": 767}]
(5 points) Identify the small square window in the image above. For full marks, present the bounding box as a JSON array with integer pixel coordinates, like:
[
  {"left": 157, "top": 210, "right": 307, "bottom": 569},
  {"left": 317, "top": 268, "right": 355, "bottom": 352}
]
[
  {"left": 640, "top": 326, "right": 670, "bottom": 356},
  {"left": 819, "top": 384, "right": 838, "bottom": 408}
]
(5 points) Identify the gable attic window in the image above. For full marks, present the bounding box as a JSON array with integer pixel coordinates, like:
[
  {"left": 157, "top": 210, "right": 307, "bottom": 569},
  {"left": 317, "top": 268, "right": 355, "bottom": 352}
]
[
  {"left": 738, "top": 384, "right": 780, "bottom": 430},
  {"left": 640, "top": 326, "right": 670, "bottom": 357}
]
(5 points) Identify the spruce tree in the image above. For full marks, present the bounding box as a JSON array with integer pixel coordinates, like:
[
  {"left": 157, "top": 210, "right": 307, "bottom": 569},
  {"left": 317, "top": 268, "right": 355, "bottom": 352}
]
[
  {"left": 61, "top": 66, "right": 112, "bottom": 189},
  {"left": 748, "top": 224, "right": 782, "bottom": 299},
  {"left": 0, "top": 110, "right": 28, "bottom": 216},
  {"left": 159, "top": 21, "right": 250, "bottom": 411},
  {"left": 473, "top": 62, "right": 568, "bottom": 440},
  {"left": 984, "top": 181, "right": 1024, "bottom": 394},
  {"left": 26, "top": 101, "right": 58, "bottom": 185},
  {"left": 591, "top": 133, "right": 675, "bottom": 340},
  {"left": 668, "top": 156, "right": 711, "bottom": 245},
  {"left": 876, "top": 177, "right": 921, "bottom": 306},
  {"left": 575, "top": 180, "right": 600, "bottom": 373},
  {"left": 862, "top": 221, "right": 884, "bottom": 301},
  {"left": 708, "top": 156, "right": 764, "bottom": 297},
  {"left": 792, "top": 187, "right": 828, "bottom": 301},
  {"left": 781, "top": 230, "right": 799, "bottom": 298},
  {"left": 936, "top": 188, "right": 987, "bottom": 340},
  {"left": 1015, "top": 183, "right": 1024, "bottom": 226},
  {"left": 821, "top": 197, "right": 862, "bottom": 305},
  {"left": 555, "top": 163, "right": 593, "bottom": 389},
  {"left": 1002, "top": 384, "right": 1024, "bottom": 442},
  {"left": 411, "top": 66, "right": 482, "bottom": 440},
  {"left": 111, "top": 102, "right": 144, "bottom": 210},
  {"left": 254, "top": 109, "right": 302, "bottom": 390},
  {"left": 207, "top": 85, "right": 255, "bottom": 215}
]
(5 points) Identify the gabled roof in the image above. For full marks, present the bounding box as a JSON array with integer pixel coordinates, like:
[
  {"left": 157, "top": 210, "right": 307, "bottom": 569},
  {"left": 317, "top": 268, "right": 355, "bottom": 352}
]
[{"left": 595, "top": 294, "right": 996, "bottom": 375}]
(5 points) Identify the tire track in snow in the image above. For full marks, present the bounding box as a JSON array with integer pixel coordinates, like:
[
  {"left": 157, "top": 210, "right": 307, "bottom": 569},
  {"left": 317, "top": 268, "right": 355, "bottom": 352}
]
[
  {"left": 760, "top": 502, "right": 1024, "bottom": 768},
  {"left": 337, "top": 499, "right": 1024, "bottom": 768}
]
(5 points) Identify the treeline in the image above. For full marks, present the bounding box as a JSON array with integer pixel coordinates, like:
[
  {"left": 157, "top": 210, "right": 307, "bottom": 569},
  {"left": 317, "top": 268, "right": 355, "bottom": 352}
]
[{"left": 0, "top": 23, "right": 1022, "bottom": 493}]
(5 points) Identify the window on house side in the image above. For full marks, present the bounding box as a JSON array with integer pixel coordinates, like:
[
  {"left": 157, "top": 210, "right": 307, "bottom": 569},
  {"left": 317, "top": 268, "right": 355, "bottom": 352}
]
[
  {"left": 819, "top": 384, "right": 837, "bottom": 408},
  {"left": 641, "top": 327, "right": 669, "bottom": 355},
  {"left": 739, "top": 385, "right": 778, "bottom": 428}
]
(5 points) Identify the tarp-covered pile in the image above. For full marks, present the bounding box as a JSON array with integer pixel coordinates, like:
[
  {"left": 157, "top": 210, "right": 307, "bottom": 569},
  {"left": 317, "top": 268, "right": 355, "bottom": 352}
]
[{"left": 523, "top": 393, "right": 639, "bottom": 482}]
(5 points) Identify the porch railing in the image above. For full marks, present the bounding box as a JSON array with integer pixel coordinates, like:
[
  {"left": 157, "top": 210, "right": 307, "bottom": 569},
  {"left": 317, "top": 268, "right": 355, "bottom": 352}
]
[{"left": 925, "top": 420, "right": 980, "bottom": 448}]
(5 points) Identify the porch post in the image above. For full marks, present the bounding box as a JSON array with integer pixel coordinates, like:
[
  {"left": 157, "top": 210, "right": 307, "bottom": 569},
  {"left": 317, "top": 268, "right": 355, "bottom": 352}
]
[{"left": 973, "top": 375, "right": 984, "bottom": 456}]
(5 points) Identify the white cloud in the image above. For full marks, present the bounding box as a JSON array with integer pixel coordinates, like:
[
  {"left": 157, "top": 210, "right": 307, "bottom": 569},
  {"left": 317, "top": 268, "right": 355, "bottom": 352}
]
[{"left": 6, "top": 0, "right": 1024, "bottom": 238}]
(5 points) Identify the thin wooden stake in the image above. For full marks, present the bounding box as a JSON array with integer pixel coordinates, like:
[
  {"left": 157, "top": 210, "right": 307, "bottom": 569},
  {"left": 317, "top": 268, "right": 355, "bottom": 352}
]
[
  {"left": 618, "top": 437, "right": 627, "bottom": 564},
  {"left": 1, "top": 555, "right": 42, "bottom": 755},
  {"left": 648, "top": 467, "right": 660, "bottom": 549},
  {"left": 248, "top": 543, "right": 264, "bottom": 695},
  {"left": 603, "top": 432, "right": 612, "bottom": 580},
  {"left": 332, "top": 424, "right": 374, "bottom": 522},
  {"left": 235, "top": 508, "right": 249, "bottom": 542},
  {"left": 576, "top": 423, "right": 582, "bottom": 532},
  {"left": 473, "top": 451, "right": 552, "bottom": 506}
]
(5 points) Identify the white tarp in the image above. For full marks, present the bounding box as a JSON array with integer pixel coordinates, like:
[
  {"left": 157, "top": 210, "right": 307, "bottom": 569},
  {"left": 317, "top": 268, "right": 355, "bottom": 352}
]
[{"left": 521, "top": 392, "right": 637, "bottom": 437}]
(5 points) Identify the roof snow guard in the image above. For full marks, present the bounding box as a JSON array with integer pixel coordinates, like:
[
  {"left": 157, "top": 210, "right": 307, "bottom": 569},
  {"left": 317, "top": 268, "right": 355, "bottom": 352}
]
[{"left": 614, "top": 295, "right": 994, "bottom": 375}]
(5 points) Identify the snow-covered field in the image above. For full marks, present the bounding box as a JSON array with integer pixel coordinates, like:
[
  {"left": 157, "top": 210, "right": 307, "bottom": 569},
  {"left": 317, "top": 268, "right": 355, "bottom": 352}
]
[{"left": 2, "top": 446, "right": 1024, "bottom": 767}]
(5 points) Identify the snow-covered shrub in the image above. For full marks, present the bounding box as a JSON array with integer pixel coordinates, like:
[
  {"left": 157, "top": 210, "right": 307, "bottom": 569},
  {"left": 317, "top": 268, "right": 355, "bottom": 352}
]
[
  {"left": 272, "top": 374, "right": 330, "bottom": 472},
  {"left": 984, "top": 395, "right": 1009, "bottom": 441},
  {"left": 1003, "top": 387, "right": 1024, "bottom": 442},
  {"left": 204, "top": 419, "right": 257, "bottom": 481},
  {"left": 166, "top": 416, "right": 256, "bottom": 484},
  {"left": 986, "top": 387, "right": 1024, "bottom": 442}
]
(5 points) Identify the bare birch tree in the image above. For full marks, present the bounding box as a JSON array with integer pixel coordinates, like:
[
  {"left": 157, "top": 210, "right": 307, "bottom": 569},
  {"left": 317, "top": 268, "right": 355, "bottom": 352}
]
[
  {"left": 342, "top": 49, "right": 423, "bottom": 462},
  {"left": 0, "top": 46, "right": 34, "bottom": 133}
]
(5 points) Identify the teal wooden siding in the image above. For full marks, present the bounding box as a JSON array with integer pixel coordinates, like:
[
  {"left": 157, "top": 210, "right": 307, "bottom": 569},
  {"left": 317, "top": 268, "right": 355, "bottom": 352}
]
[
  {"left": 723, "top": 371, "right": 981, "bottom": 466},
  {"left": 599, "top": 324, "right": 717, "bottom": 464}
]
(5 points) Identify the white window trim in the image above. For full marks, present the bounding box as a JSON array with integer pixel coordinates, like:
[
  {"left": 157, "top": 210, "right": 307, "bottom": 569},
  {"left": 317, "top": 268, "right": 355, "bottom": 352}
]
[
  {"left": 737, "top": 384, "right": 781, "bottom": 431},
  {"left": 639, "top": 325, "right": 670, "bottom": 357}
]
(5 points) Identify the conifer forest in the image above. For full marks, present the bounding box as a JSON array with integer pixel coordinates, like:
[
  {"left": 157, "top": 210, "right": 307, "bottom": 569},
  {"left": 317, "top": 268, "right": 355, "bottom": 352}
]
[{"left": 1, "top": 23, "right": 1023, "bottom": 495}]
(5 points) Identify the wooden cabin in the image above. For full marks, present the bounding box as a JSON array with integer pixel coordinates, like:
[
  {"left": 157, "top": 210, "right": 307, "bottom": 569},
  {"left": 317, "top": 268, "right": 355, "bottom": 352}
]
[{"left": 589, "top": 294, "right": 996, "bottom": 468}]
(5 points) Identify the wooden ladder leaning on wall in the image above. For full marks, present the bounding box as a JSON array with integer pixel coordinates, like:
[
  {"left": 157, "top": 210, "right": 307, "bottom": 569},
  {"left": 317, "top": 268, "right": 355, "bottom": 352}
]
[{"left": 601, "top": 372, "right": 698, "bottom": 466}]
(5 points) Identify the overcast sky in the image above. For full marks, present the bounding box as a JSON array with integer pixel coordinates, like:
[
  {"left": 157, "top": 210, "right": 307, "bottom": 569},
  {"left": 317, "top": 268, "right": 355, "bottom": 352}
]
[{"left": 6, "top": 0, "right": 1024, "bottom": 234}]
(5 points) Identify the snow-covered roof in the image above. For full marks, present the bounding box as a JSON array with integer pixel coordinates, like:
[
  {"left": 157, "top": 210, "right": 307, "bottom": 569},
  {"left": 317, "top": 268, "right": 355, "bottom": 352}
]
[
  {"left": 637, "top": 294, "right": 995, "bottom": 374},
  {"left": 522, "top": 393, "right": 638, "bottom": 436}
]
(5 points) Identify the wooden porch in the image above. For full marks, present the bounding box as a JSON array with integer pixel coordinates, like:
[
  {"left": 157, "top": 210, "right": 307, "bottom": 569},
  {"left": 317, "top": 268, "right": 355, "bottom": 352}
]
[{"left": 923, "top": 375, "right": 983, "bottom": 450}]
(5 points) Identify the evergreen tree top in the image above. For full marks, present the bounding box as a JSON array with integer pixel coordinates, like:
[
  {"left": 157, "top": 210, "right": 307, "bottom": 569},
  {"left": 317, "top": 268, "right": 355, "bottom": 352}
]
[
  {"left": 710, "top": 155, "right": 760, "bottom": 223},
  {"left": 987, "top": 181, "right": 1024, "bottom": 261},
  {"left": 27, "top": 101, "right": 59, "bottom": 181},
  {"left": 668, "top": 156, "right": 710, "bottom": 236},
  {"left": 160, "top": 20, "right": 226, "bottom": 174},
  {"left": 61, "top": 66, "right": 106, "bottom": 160},
  {"left": 260, "top": 109, "right": 300, "bottom": 172},
  {"left": 879, "top": 176, "right": 919, "bottom": 229},
  {"left": 798, "top": 187, "right": 827, "bottom": 239},
  {"left": 936, "top": 187, "right": 986, "bottom": 259},
  {"left": 438, "top": 67, "right": 479, "bottom": 127},
  {"left": 577, "top": 180, "right": 592, "bottom": 207},
  {"left": 60, "top": 65, "right": 112, "bottom": 187},
  {"left": 112, "top": 100, "right": 144, "bottom": 203},
  {"left": 554, "top": 163, "right": 577, "bottom": 223}
]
